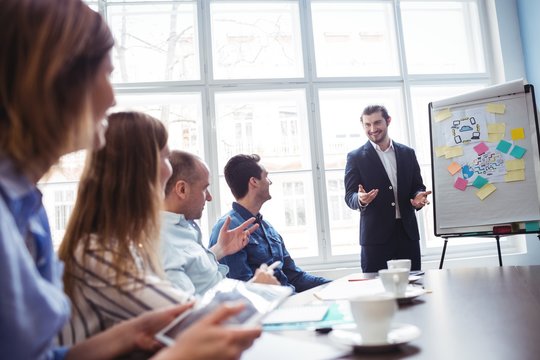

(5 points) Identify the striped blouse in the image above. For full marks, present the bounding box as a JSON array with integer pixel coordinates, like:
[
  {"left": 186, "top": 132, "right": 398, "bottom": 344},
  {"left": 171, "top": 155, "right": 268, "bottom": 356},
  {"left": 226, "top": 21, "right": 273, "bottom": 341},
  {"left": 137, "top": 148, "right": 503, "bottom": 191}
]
[{"left": 58, "top": 235, "right": 192, "bottom": 346}]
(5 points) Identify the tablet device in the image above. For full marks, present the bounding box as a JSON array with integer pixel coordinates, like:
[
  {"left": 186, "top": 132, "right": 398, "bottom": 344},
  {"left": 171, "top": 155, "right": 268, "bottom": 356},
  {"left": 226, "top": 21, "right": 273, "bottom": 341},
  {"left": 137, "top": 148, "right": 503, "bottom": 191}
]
[{"left": 155, "top": 279, "right": 292, "bottom": 346}]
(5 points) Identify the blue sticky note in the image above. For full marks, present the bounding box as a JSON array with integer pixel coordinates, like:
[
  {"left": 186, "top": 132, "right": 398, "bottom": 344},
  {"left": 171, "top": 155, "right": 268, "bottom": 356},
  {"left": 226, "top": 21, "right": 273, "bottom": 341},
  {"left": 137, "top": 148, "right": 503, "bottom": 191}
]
[
  {"left": 496, "top": 140, "right": 512, "bottom": 153},
  {"left": 510, "top": 145, "right": 526, "bottom": 159},
  {"left": 525, "top": 222, "right": 540, "bottom": 232},
  {"left": 472, "top": 176, "right": 489, "bottom": 189}
]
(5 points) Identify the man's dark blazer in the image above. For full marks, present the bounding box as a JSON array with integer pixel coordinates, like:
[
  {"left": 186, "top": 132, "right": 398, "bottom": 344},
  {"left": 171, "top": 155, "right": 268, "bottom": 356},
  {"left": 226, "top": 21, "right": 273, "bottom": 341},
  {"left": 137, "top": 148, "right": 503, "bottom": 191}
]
[{"left": 344, "top": 140, "right": 426, "bottom": 246}]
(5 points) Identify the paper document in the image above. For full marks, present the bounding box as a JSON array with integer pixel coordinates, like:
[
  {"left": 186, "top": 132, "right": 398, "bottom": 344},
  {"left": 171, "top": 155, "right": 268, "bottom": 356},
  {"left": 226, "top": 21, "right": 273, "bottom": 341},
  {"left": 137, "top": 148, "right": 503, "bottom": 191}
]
[
  {"left": 314, "top": 275, "right": 385, "bottom": 301},
  {"left": 263, "top": 305, "right": 329, "bottom": 325}
]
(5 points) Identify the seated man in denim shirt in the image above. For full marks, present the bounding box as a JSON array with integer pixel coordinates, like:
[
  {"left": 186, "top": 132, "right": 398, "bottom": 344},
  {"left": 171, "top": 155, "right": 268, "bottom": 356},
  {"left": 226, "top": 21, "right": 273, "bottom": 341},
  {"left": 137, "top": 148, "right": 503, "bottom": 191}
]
[
  {"left": 209, "top": 154, "right": 330, "bottom": 293},
  {"left": 160, "top": 150, "right": 278, "bottom": 296}
]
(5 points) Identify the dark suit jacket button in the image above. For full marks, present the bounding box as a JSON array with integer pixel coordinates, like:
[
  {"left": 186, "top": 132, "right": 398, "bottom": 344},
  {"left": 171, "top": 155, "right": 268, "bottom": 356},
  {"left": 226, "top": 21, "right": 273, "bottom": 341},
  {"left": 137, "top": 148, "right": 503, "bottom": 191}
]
[
  {"left": 391, "top": 202, "right": 396, "bottom": 206},
  {"left": 389, "top": 186, "right": 393, "bottom": 190}
]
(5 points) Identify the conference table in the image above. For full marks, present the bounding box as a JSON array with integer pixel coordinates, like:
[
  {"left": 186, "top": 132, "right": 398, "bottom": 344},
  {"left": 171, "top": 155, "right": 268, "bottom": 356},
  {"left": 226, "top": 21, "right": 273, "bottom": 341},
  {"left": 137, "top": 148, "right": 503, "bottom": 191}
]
[{"left": 267, "top": 265, "right": 540, "bottom": 360}]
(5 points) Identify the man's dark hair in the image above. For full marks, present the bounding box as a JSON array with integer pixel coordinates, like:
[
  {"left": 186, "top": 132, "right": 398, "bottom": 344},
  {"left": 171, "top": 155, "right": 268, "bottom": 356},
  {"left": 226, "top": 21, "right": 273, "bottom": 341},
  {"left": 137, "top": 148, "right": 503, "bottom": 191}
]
[
  {"left": 224, "top": 154, "right": 263, "bottom": 200},
  {"left": 164, "top": 150, "right": 202, "bottom": 196},
  {"left": 361, "top": 105, "right": 390, "bottom": 123}
]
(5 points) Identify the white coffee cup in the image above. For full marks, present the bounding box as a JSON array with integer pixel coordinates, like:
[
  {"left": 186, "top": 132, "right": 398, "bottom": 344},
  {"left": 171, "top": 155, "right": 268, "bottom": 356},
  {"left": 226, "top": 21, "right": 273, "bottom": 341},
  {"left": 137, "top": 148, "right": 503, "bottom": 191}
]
[
  {"left": 387, "top": 259, "right": 412, "bottom": 271},
  {"left": 379, "top": 268, "right": 410, "bottom": 297},
  {"left": 349, "top": 294, "right": 397, "bottom": 344}
]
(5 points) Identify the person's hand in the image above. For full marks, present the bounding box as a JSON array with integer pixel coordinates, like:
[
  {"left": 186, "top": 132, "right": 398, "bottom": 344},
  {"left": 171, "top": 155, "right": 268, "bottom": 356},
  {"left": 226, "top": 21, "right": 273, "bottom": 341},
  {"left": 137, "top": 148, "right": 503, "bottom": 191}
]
[
  {"left": 358, "top": 184, "right": 378, "bottom": 206},
  {"left": 129, "top": 303, "right": 195, "bottom": 353},
  {"left": 153, "top": 303, "right": 262, "bottom": 360},
  {"left": 410, "top": 190, "right": 432, "bottom": 209},
  {"left": 66, "top": 303, "right": 196, "bottom": 360},
  {"left": 251, "top": 267, "right": 280, "bottom": 285},
  {"left": 211, "top": 217, "right": 259, "bottom": 261}
]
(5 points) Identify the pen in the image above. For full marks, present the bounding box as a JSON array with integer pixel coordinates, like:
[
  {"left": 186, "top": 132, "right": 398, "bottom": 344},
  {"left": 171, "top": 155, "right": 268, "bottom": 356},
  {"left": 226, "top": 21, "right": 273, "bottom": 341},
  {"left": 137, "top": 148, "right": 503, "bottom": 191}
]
[
  {"left": 266, "top": 260, "right": 282, "bottom": 273},
  {"left": 348, "top": 278, "right": 369, "bottom": 282}
]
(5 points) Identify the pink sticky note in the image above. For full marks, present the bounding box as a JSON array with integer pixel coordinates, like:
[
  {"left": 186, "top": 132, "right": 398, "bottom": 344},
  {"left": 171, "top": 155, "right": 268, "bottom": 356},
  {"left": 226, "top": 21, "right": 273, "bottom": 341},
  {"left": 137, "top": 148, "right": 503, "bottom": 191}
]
[
  {"left": 473, "top": 142, "right": 489, "bottom": 156},
  {"left": 454, "top": 177, "right": 468, "bottom": 191}
]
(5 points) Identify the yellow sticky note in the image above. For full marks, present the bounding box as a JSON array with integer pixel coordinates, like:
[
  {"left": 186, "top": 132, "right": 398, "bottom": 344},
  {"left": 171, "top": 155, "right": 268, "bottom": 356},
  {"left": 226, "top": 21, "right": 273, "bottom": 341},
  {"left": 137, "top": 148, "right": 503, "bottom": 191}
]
[
  {"left": 487, "top": 123, "right": 506, "bottom": 134},
  {"left": 506, "top": 159, "right": 525, "bottom": 171},
  {"left": 488, "top": 133, "right": 504, "bottom": 143},
  {"left": 475, "top": 183, "right": 496, "bottom": 200},
  {"left": 445, "top": 146, "right": 464, "bottom": 159},
  {"left": 486, "top": 103, "right": 506, "bottom": 114},
  {"left": 511, "top": 128, "right": 525, "bottom": 140},
  {"left": 435, "top": 146, "right": 449, "bottom": 157},
  {"left": 447, "top": 162, "right": 462, "bottom": 175},
  {"left": 435, "top": 108, "right": 452, "bottom": 122},
  {"left": 505, "top": 169, "right": 525, "bottom": 182}
]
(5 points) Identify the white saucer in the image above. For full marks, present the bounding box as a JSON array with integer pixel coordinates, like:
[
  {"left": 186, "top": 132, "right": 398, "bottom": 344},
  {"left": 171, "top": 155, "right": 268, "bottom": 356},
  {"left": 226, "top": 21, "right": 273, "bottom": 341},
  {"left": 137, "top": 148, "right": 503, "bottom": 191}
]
[
  {"left": 329, "top": 323, "right": 421, "bottom": 352},
  {"left": 397, "top": 286, "right": 426, "bottom": 304}
]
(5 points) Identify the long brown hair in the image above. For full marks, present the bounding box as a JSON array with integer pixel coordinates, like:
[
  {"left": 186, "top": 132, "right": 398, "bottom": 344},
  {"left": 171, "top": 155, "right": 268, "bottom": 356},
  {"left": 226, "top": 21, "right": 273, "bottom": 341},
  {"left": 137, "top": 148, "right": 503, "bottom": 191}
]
[
  {"left": 0, "top": 0, "right": 114, "bottom": 178},
  {"left": 60, "top": 112, "right": 168, "bottom": 299}
]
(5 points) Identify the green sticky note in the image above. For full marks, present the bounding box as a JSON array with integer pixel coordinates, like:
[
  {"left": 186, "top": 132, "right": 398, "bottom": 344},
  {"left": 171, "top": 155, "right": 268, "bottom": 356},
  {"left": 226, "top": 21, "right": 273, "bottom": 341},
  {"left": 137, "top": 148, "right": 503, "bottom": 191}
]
[
  {"left": 525, "top": 222, "right": 540, "bottom": 232},
  {"left": 510, "top": 145, "right": 526, "bottom": 159},
  {"left": 496, "top": 140, "right": 512, "bottom": 153},
  {"left": 472, "top": 176, "right": 489, "bottom": 189}
]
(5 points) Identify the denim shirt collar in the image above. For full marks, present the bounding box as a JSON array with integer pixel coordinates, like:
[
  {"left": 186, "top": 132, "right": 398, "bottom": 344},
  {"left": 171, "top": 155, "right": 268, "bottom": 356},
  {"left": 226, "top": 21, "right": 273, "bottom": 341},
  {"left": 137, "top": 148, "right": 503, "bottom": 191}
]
[{"left": 232, "top": 202, "right": 260, "bottom": 222}]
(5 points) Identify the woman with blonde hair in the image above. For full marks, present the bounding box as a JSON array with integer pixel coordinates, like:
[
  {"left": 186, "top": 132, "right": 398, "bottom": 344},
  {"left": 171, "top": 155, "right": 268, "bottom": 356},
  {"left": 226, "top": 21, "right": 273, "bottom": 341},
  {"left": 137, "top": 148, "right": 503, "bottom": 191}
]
[
  {"left": 59, "top": 111, "right": 192, "bottom": 343},
  {"left": 0, "top": 0, "right": 260, "bottom": 358}
]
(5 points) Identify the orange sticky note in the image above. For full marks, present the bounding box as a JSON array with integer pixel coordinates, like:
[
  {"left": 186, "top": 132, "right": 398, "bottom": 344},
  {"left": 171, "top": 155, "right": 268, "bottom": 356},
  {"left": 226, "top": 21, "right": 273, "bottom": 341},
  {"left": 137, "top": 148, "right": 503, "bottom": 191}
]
[{"left": 447, "top": 162, "right": 462, "bottom": 175}]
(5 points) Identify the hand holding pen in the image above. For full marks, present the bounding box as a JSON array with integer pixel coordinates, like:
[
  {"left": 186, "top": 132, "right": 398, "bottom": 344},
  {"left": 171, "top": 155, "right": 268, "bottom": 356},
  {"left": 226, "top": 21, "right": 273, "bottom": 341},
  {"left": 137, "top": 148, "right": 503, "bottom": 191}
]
[{"left": 249, "top": 261, "right": 281, "bottom": 285}]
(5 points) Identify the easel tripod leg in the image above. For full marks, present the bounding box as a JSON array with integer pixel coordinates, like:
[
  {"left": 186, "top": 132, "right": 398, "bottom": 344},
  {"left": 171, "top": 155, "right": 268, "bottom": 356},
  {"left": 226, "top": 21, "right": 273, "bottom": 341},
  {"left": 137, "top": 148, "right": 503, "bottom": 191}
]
[{"left": 439, "top": 238, "right": 448, "bottom": 269}]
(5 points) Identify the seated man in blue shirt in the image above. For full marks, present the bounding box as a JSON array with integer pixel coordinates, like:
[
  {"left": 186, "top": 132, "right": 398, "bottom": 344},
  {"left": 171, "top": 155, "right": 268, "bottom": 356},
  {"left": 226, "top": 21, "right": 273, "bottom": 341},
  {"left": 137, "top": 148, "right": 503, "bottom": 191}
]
[
  {"left": 160, "top": 150, "right": 279, "bottom": 296},
  {"left": 209, "top": 154, "right": 330, "bottom": 293}
]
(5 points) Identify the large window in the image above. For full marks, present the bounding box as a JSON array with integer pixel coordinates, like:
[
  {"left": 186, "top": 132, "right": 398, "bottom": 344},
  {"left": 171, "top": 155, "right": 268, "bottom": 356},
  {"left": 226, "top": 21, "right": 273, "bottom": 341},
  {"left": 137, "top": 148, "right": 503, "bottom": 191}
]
[{"left": 42, "top": 0, "right": 520, "bottom": 266}]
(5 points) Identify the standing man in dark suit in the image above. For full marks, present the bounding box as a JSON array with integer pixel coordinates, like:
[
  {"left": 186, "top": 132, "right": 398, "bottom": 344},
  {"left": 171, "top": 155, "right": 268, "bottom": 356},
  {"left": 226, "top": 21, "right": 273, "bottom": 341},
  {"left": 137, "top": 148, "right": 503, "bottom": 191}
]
[{"left": 344, "top": 105, "right": 431, "bottom": 272}]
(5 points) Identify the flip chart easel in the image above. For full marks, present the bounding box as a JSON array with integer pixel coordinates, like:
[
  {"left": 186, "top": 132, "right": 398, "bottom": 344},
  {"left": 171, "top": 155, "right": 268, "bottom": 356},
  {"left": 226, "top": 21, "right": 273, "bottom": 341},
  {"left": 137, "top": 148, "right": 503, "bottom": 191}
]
[{"left": 428, "top": 80, "right": 540, "bottom": 267}]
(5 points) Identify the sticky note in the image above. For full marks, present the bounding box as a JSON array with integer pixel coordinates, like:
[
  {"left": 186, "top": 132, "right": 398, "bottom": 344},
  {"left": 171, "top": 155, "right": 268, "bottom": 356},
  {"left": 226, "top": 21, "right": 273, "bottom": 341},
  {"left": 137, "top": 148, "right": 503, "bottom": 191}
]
[
  {"left": 488, "top": 133, "right": 504, "bottom": 143},
  {"left": 511, "top": 128, "right": 525, "bottom": 140},
  {"left": 476, "top": 183, "right": 496, "bottom": 200},
  {"left": 454, "top": 177, "right": 468, "bottom": 191},
  {"left": 496, "top": 140, "right": 512, "bottom": 153},
  {"left": 486, "top": 103, "right": 506, "bottom": 114},
  {"left": 435, "top": 146, "right": 449, "bottom": 157},
  {"left": 435, "top": 108, "right": 452, "bottom": 122},
  {"left": 506, "top": 159, "right": 525, "bottom": 171},
  {"left": 525, "top": 222, "right": 540, "bottom": 232},
  {"left": 445, "top": 146, "right": 464, "bottom": 159},
  {"left": 487, "top": 123, "right": 506, "bottom": 134},
  {"left": 510, "top": 145, "right": 526, "bottom": 159},
  {"left": 473, "top": 142, "right": 489, "bottom": 155},
  {"left": 504, "top": 169, "right": 525, "bottom": 182},
  {"left": 472, "top": 176, "right": 489, "bottom": 189},
  {"left": 447, "top": 162, "right": 462, "bottom": 175}
]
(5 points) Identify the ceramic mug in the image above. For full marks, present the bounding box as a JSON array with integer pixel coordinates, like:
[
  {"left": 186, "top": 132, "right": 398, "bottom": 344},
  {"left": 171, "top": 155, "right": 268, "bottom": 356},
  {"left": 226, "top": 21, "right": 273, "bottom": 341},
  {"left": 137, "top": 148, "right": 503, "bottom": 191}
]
[
  {"left": 387, "top": 259, "right": 412, "bottom": 271},
  {"left": 379, "top": 268, "right": 410, "bottom": 297},
  {"left": 348, "top": 294, "right": 397, "bottom": 344}
]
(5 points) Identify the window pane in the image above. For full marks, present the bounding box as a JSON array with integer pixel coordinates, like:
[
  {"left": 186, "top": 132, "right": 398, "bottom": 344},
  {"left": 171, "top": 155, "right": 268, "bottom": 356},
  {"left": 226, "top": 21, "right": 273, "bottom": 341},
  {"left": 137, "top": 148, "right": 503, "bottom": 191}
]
[
  {"left": 311, "top": 1, "right": 400, "bottom": 77},
  {"left": 210, "top": 1, "right": 303, "bottom": 79},
  {"left": 319, "top": 87, "right": 406, "bottom": 170},
  {"left": 325, "top": 170, "right": 359, "bottom": 256},
  {"left": 215, "top": 89, "right": 311, "bottom": 171},
  {"left": 108, "top": 2, "right": 199, "bottom": 82},
  {"left": 215, "top": 89, "right": 317, "bottom": 258},
  {"left": 401, "top": 1, "right": 486, "bottom": 74},
  {"left": 113, "top": 92, "right": 204, "bottom": 155}
]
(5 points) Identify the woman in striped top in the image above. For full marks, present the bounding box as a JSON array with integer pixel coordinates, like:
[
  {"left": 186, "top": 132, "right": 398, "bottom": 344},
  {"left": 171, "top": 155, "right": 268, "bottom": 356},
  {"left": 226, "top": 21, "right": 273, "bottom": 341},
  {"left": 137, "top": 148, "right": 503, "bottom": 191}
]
[{"left": 58, "top": 112, "right": 191, "bottom": 344}]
